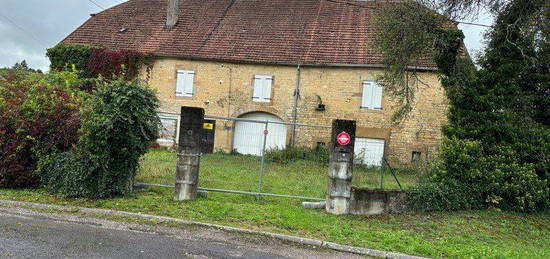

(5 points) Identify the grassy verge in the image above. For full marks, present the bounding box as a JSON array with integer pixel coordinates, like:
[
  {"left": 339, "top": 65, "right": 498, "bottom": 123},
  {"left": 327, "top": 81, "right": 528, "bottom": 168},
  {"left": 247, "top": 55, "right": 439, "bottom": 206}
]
[
  {"left": 1, "top": 150, "right": 549, "bottom": 258},
  {"left": 138, "top": 149, "right": 417, "bottom": 198}
]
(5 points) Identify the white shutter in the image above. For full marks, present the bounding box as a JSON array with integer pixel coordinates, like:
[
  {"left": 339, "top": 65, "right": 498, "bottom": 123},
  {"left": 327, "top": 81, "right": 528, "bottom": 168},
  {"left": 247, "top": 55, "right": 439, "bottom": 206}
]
[
  {"left": 372, "top": 83, "right": 383, "bottom": 109},
  {"left": 184, "top": 71, "right": 194, "bottom": 95},
  {"left": 176, "top": 70, "right": 194, "bottom": 97},
  {"left": 176, "top": 71, "right": 186, "bottom": 96},
  {"left": 252, "top": 76, "right": 263, "bottom": 101},
  {"left": 263, "top": 76, "right": 272, "bottom": 102},
  {"left": 253, "top": 75, "right": 272, "bottom": 102},
  {"left": 362, "top": 81, "right": 373, "bottom": 108}
]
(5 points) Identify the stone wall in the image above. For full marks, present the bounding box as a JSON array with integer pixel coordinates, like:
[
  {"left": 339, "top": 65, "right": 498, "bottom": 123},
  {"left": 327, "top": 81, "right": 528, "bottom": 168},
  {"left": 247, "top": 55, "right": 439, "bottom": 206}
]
[
  {"left": 349, "top": 188, "right": 408, "bottom": 215},
  {"left": 141, "top": 58, "right": 448, "bottom": 166}
]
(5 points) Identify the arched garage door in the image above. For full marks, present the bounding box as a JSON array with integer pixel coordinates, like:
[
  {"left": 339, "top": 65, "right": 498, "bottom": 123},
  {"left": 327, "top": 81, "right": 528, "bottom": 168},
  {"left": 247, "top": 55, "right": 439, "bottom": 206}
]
[{"left": 233, "top": 112, "right": 287, "bottom": 156}]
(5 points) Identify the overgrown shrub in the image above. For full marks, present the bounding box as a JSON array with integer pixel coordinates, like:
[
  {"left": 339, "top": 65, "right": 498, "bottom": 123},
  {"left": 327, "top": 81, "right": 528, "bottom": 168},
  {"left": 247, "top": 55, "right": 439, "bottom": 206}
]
[
  {"left": 375, "top": 0, "right": 550, "bottom": 212},
  {"left": 87, "top": 48, "right": 149, "bottom": 80},
  {"left": 0, "top": 72, "right": 82, "bottom": 188},
  {"left": 47, "top": 44, "right": 150, "bottom": 83},
  {"left": 407, "top": 181, "right": 485, "bottom": 212},
  {"left": 265, "top": 146, "right": 329, "bottom": 165},
  {"left": 409, "top": 138, "right": 549, "bottom": 212},
  {"left": 46, "top": 44, "right": 95, "bottom": 77},
  {"left": 41, "top": 78, "right": 160, "bottom": 198}
]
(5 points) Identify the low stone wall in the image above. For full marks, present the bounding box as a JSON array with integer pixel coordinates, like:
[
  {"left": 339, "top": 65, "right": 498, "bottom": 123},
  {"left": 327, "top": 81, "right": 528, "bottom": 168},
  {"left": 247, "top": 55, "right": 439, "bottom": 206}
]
[{"left": 349, "top": 188, "right": 407, "bottom": 215}]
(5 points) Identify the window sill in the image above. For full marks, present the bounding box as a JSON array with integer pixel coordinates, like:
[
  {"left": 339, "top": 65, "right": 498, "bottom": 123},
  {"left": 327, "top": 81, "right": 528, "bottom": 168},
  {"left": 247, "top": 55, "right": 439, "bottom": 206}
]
[
  {"left": 252, "top": 102, "right": 274, "bottom": 106},
  {"left": 360, "top": 107, "right": 383, "bottom": 111},
  {"left": 175, "top": 94, "right": 194, "bottom": 99},
  {"left": 252, "top": 98, "right": 272, "bottom": 104}
]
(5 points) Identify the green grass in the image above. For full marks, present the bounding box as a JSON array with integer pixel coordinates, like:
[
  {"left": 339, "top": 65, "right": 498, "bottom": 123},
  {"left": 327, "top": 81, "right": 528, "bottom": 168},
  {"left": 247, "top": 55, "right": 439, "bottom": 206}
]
[
  {"left": 138, "top": 150, "right": 417, "bottom": 199},
  {"left": 1, "top": 149, "right": 549, "bottom": 258}
]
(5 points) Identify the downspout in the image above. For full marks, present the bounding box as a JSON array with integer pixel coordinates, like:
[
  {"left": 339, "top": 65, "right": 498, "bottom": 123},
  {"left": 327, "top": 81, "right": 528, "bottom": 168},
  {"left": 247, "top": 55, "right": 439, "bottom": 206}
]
[
  {"left": 220, "top": 63, "right": 233, "bottom": 151},
  {"left": 290, "top": 64, "right": 301, "bottom": 146},
  {"left": 227, "top": 66, "right": 233, "bottom": 117},
  {"left": 219, "top": 63, "right": 233, "bottom": 117}
]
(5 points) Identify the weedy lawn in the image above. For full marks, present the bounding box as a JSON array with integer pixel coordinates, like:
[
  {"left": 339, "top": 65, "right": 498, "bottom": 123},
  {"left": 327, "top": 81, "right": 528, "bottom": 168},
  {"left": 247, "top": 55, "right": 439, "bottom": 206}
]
[
  {"left": 1, "top": 149, "right": 549, "bottom": 258},
  {"left": 138, "top": 149, "right": 415, "bottom": 198}
]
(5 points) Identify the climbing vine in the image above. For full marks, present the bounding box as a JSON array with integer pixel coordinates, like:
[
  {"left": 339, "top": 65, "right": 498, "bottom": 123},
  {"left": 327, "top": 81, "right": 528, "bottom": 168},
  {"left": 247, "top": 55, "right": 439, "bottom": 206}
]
[{"left": 46, "top": 44, "right": 152, "bottom": 83}]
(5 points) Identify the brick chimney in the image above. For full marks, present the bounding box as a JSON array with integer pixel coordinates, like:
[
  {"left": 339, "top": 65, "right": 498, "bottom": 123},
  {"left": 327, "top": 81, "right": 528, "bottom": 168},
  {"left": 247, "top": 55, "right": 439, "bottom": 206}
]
[{"left": 166, "top": 0, "right": 180, "bottom": 29}]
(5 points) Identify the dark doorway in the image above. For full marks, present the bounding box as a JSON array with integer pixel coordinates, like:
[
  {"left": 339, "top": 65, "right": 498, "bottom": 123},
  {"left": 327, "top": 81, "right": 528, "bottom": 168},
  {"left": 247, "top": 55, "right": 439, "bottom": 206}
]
[{"left": 201, "top": 120, "right": 216, "bottom": 154}]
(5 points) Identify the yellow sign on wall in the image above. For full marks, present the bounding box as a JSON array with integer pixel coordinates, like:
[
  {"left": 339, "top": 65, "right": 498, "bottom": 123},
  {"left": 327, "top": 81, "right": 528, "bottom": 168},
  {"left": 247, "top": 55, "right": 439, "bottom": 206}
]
[{"left": 203, "top": 123, "right": 214, "bottom": 130}]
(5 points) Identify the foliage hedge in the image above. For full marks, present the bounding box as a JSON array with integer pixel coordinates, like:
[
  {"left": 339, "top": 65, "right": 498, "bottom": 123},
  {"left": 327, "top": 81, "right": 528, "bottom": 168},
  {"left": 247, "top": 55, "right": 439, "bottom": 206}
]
[
  {"left": 380, "top": 1, "right": 549, "bottom": 212},
  {"left": 408, "top": 138, "right": 548, "bottom": 212},
  {"left": 46, "top": 44, "right": 94, "bottom": 77},
  {"left": 41, "top": 78, "right": 160, "bottom": 198},
  {"left": 46, "top": 44, "right": 151, "bottom": 83},
  {"left": 407, "top": 180, "right": 485, "bottom": 212},
  {"left": 0, "top": 71, "right": 82, "bottom": 188}
]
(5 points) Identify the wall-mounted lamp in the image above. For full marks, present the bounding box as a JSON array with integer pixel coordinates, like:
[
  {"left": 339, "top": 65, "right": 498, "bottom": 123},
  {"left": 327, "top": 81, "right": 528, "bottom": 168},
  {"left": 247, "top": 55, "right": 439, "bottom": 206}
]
[{"left": 315, "top": 94, "right": 326, "bottom": 111}]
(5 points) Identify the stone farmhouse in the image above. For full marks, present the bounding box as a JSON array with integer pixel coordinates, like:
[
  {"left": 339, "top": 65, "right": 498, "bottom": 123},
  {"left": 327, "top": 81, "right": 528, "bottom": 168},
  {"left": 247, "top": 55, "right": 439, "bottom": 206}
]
[{"left": 61, "top": 0, "right": 453, "bottom": 166}]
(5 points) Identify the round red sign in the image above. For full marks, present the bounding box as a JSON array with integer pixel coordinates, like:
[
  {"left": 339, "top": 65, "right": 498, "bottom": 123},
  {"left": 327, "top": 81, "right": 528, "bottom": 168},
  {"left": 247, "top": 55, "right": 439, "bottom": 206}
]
[{"left": 336, "top": 131, "right": 351, "bottom": 146}]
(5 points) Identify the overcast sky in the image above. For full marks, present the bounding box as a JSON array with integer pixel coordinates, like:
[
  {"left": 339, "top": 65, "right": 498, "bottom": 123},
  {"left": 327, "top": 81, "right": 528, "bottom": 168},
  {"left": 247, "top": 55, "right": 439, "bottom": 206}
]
[{"left": 0, "top": 0, "right": 493, "bottom": 72}]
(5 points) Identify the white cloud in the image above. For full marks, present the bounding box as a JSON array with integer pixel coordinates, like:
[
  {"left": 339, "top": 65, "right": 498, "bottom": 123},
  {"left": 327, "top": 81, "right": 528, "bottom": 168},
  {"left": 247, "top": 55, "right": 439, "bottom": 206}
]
[{"left": 0, "top": 0, "right": 126, "bottom": 71}]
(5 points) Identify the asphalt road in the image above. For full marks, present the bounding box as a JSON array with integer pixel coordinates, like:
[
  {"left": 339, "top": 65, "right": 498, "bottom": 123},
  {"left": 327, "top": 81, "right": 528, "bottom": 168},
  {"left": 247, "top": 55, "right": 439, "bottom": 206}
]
[{"left": 0, "top": 208, "right": 363, "bottom": 259}]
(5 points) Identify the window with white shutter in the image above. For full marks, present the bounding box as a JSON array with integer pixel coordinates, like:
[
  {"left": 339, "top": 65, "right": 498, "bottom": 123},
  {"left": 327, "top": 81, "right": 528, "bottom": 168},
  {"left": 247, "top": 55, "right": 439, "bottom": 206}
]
[
  {"left": 176, "top": 70, "right": 195, "bottom": 97},
  {"left": 252, "top": 75, "right": 272, "bottom": 102},
  {"left": 361, "top": 81, "right": 383, "bottom": 110}
]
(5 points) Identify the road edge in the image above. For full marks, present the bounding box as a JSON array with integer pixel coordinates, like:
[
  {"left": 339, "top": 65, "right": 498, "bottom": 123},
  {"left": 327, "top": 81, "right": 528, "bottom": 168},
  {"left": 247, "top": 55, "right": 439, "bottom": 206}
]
[{"left": 0, "top": 199, "right": 426, "bottom": 259}]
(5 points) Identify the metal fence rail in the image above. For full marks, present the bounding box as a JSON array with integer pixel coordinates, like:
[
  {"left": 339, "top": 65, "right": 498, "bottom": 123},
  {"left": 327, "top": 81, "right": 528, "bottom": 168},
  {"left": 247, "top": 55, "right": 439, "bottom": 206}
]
[{"left": 135, "top": 182, "right": 325, "bottom": 201}]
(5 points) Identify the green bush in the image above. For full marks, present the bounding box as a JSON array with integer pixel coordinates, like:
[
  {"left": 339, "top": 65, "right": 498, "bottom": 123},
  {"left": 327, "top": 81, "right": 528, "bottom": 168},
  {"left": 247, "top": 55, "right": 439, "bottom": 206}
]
[
  {"left": 46, "top": 44, "right": 151, "bottom": 84},
  {"left": 41, "top": 78, "right": 160, "bottom": 198},
  {"left": 0, "top": 71, "right": 82, "bottom": 188},
  {"left": 46, "top": 44, "right": 96, "bottom": 77},
  {"left": 39, "top": 151, "right": 99, "bottom": 197},
  {"left": 265, "top": 146, "right": 329, "bottom": 165},
  {"left": 411, "top": 9, "right": 550, "bottom": 212},
  {"left": 407, "top": 181, "right": 484, "bottom": 212},
  {"left": 411, "top": 138, "right": 549, "bottom": 212}
]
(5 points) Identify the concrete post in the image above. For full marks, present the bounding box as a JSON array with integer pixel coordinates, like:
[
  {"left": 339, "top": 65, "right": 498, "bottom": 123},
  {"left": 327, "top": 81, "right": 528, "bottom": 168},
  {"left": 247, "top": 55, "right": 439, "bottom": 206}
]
[
  {"left": 326, "top": 119, "right": 356, "bottom": 215},
  {"left": 175, "top": 106, "right": 204, "bottom": 201}
]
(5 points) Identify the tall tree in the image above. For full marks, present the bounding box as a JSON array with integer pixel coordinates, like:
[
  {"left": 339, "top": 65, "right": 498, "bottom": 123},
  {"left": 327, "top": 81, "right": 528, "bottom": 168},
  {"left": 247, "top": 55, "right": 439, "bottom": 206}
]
[
  {"left": 8, "top": 60, "right": 43, "bottom": 73},
  {"left": 376, "top": 0, "right": 550, "bottom": 211}
]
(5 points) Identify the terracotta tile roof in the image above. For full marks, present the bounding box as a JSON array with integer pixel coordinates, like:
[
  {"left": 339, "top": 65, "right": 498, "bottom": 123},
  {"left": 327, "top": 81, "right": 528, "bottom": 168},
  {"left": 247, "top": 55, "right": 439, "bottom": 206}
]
[{"left": 62, "top": 0, "right": 439, "bottom": 68}]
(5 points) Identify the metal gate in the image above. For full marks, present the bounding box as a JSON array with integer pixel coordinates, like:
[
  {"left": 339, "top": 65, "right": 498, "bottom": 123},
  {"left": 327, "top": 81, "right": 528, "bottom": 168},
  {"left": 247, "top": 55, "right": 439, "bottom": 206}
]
[
  {"left": 199, "top": 114, "right": 331, "bottom": 201},
  {"left": 139, "top": 111, "right": 404, "bottom": 201},
  {"left": 138, "top": 111, "right": 333, "bottom": 201}
]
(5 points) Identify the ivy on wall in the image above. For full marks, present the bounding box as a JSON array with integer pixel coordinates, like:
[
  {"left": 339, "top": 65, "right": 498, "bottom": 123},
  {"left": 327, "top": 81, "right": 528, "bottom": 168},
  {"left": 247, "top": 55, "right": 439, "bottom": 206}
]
[{"left": 46, "top": 44, "right": 152, "bottom": 82}]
